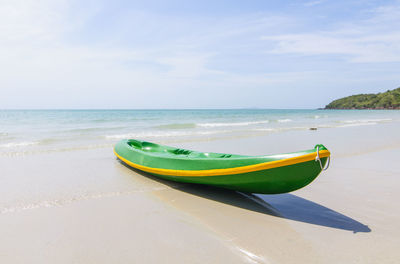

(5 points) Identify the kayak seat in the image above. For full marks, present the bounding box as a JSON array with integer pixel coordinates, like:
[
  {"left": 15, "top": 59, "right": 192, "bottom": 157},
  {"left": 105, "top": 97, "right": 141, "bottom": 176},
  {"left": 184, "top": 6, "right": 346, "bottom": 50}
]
[
  {"left": 128, "top": 140, "right": 163, "bottom": 152},
  {"left": 168, "top": 148, "right": 192, "bottom": 155},
  {"left": 128, "top": 140, "right": 142, "bottom": 149},
  {"left": 190, "top": 152, "right": 232, "bottom": 158}
]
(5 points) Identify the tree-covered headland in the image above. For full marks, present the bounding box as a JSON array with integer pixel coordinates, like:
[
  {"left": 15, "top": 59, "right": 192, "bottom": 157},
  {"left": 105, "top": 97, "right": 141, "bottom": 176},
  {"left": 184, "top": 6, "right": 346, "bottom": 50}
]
[{"left": 325, "top": 87, "right": 400, "bottom": 109}]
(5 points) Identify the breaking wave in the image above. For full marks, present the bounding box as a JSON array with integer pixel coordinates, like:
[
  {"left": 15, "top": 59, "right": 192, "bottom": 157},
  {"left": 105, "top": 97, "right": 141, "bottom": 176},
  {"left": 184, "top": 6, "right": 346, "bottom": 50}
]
[
  {"left": 0, "top": 141, "right": 39, "bottom": 148},
  {"left": 155, "top": 123, "right": 197, "bottom": 129},
  {"left": 105, "top": 130, "right": 231, "bottom": 140},
  {"left": 197, "top": 120, "right": 270, "bottom": 127},
  {"left": 277, "top": 119, "right": 292, "bottom": 123}
]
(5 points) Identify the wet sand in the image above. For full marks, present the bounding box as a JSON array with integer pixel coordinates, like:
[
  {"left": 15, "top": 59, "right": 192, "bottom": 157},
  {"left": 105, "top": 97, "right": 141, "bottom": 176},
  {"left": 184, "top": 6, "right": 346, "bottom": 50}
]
[{"left": 1, "top": 122, "right": 400, "bottom": 263}]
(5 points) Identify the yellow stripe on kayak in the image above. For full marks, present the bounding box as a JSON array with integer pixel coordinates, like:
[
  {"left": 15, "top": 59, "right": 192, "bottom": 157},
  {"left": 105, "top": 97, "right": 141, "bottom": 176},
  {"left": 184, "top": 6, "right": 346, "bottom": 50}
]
[{"left": 114, "top": 149, "right": 330, "bottom": 177}]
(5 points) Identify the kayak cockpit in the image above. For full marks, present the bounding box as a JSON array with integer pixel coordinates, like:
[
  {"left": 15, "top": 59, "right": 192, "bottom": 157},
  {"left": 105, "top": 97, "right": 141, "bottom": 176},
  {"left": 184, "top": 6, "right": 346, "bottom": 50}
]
[{"left": 127, "top": 139, "right": 236, "bottom": 158}]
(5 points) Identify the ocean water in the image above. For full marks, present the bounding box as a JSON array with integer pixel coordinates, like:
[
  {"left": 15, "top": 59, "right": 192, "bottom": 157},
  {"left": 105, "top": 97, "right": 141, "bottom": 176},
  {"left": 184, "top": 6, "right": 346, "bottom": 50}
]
[{"left": 1, "top": 109, "right": 399, "bottom": 156}]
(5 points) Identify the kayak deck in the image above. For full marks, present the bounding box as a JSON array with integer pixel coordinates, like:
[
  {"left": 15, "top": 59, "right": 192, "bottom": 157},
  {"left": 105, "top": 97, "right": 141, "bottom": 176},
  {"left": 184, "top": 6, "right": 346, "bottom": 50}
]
[{"left": 114, "top": 139, "right": 330, "bottom": 194}]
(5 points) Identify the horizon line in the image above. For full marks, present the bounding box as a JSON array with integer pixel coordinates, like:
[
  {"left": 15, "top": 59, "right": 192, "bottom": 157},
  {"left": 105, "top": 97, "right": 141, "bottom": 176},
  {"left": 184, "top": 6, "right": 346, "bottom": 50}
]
[{"left": 0, "top": 108, "right": 324, "bottom": 111}]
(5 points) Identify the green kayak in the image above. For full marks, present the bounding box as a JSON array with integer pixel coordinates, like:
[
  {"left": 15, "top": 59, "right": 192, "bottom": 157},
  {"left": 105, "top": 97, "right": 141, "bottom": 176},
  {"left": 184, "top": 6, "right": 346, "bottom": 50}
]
[{"left": 114, "top": 139, "right": 330, "bottom": 194}]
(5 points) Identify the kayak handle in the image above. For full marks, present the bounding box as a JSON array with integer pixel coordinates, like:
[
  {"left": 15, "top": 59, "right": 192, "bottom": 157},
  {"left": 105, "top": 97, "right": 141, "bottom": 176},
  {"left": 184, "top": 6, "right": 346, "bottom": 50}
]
[{"left": 315, "top": 145, "right": 330, "bottom": 171}]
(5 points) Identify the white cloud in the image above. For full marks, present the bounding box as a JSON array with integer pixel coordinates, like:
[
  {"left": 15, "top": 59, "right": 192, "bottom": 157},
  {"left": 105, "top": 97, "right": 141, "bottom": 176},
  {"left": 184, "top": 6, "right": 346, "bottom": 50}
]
[
  {"left": 263, "top": 32, "right": 400, "bottom": 63},
  {"left": 0, "top": 0, "right": 76, "bottom": 45},
  {"left": 303, "top": 0, "right": 325, "bottom": 7},
  {"left": 262, "top": 2, "right": 400, "bottom": 63},
  {"left": 0, "top": 0, "right": 293, "bottom": 108}
]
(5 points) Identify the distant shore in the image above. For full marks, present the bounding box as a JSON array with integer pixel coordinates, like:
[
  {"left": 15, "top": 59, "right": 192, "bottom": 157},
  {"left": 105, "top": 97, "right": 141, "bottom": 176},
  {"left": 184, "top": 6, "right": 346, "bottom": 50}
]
[{"left": 324, "top": 87, "right": 400, "bottom": 110}]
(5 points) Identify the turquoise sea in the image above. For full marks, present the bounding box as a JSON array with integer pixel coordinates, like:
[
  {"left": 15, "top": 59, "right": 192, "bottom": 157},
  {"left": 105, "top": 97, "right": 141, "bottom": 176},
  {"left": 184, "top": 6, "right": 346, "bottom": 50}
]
[{"left": 1, "top": 109, "right": 399, "bottom": 156}]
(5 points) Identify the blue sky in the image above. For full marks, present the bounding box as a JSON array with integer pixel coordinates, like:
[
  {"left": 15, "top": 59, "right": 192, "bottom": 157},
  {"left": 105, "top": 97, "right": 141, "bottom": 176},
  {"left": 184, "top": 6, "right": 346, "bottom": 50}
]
[{"left": 1, "top": 0, "right": 399, "bottom": 109}]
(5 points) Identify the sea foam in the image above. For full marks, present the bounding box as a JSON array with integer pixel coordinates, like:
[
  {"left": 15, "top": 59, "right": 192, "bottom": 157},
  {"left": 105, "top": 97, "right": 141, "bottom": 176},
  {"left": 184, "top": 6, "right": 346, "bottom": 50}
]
[
  {"left": 277, "top": 119, "right": 292, "bottom": 123},
  {"left": 105, "top": 130, "right": 231, "bottom": 140},
  {"left": 197, "top": 120, "right": 269, "bottom": 127},
  {"left": 0, "top": 141, "right": 39, "bottom": 148}
]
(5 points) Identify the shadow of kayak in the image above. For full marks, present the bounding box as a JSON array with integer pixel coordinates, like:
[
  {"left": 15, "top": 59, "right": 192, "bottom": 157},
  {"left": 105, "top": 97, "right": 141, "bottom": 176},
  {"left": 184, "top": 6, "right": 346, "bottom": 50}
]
[
  {"left": 118, "top": 159, "right": 371, "bottom": 233},
  {"left": 250, "top": 193, "right": 371, "bottom": 233}
]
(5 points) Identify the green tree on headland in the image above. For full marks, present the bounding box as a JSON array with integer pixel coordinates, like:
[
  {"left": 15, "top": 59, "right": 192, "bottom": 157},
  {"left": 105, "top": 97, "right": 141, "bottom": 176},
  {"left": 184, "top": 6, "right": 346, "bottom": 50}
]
[{"left": 325, "top": 87, "right": 400, "bottom": 109}]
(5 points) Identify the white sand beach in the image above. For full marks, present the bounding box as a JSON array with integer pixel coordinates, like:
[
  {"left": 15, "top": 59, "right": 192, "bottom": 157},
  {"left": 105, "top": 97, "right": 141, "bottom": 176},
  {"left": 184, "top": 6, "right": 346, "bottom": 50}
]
[{"left": 1, "top": 120, "right": 400, "bottom": 263}]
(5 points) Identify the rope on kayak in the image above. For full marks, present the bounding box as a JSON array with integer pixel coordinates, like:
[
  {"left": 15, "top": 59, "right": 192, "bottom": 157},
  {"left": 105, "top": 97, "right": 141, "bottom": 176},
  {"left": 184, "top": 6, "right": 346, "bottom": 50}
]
[{"left": 315, "top": 145, "right": 330, "bottom": 171}]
